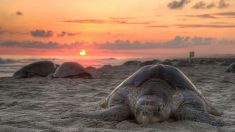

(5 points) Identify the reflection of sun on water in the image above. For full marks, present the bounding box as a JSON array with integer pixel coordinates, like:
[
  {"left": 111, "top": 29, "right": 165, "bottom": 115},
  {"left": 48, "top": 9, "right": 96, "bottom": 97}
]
[{"left": 80, "top": 50, "right": 86, "bottom": 56}]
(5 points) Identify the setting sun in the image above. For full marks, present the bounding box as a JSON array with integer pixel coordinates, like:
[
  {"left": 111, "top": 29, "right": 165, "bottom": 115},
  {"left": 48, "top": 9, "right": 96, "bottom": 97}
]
[{"left": 80, "top": 50, "right": 87, "bottom": 56}]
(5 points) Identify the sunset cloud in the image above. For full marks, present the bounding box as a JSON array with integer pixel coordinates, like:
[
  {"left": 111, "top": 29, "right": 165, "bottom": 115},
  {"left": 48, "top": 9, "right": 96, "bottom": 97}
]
[
  {"left": 30, "top": 29, "right": 53, "bottom": 38},
  {"left": 185, "top": 14, "right": 217, "bottom": 19},
  {"left": 57, "top": 31, "right": 81, "bottom": 37},
  {"left": 184, "top": 11, "right": 235, "bottom": 19},
  {"left": 147, "top": 23, "right": 235, "bottom": 29},
  {"left": 168, "top": 0, "right": 191, "bottom": 9},
  {"left": 109, "top": 17, "right": 136, "bottom": 20},
  {"left": 218, "top": 0, "right": 230, "bottom": 8},
  {"left": 146, "top": 25, "right": 171, "bottom": 28},
  {"left": 64, "top": 18, "right": 154, "bottom": 25},
  {"left": 214, "top": 11, "right": 235, "bottom": 17},
  {"left": 1, "top": 36, "right": 234, "bottom": 51},
  {"left": 0, "top": 28, "right": 7, "bottom": 35},
  {"left": 64, "top": 19, "right": 105, "bottom": 24},
  {"left": 176, "top": 24, "right": 235, "bottom": 28},
  {"left": 0, "top": 41, "right": 83, "bottom": 49},
  {"left": 95, "top": 36, "right": 235, "bottom": 50},
  {"left": 0, "top": 28, "right": 27, "bottom": 36},
  {"left": 16, "top": 11, "right": 23, "bottom": 16},
  {"left": 192, "top": 0, "right": 229, "bottom": 9},
  {"left": 192, "top": 1, "right": 215, "bottom": 9}
]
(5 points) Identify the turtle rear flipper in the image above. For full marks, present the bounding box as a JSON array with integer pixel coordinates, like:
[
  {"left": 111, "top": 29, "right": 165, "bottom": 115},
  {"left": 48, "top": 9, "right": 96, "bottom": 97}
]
[
  {"left": 62, "top": 105, "right": 131, "bottom": 121},
  {"left": 174, "top": 106, "right": 225, "bottom": 126}
]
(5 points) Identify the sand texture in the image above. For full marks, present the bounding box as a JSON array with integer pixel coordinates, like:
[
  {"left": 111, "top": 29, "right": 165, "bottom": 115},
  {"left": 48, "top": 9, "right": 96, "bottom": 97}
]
[{"left": 0, "top": 65, "right": 234, "bottom": 132}]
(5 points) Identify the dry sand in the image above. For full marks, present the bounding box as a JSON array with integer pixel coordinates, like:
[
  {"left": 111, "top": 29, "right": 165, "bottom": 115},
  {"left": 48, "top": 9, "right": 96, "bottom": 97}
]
[{"left": 0, "top": 64, "right": 234, "bottom": 132}]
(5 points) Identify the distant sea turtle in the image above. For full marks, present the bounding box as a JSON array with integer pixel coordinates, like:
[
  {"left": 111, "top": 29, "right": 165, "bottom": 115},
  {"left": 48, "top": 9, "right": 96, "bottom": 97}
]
[
  {"left": 173, "top": 60, "right": 194, "bottom": 67},
  {"left": 122, "top": 60, "right": 141, "bottom": 66},
  {"left": 51, "top": 62, "right": 92, "bottom": 78},
  {"left": 13, "top": 61, "right": 57, "bottom": 78},
  {"left": 226, "top": 62, "right": 235, "bottom": 73},
  {"left": 221, "top": 59, "right": 235, "bottom": 66},
  {"left": 65, "top": 64, "right": 225, "bottom": 126},
  {"left": 139, "top": 59, "right": 160, "bottom": 67}
]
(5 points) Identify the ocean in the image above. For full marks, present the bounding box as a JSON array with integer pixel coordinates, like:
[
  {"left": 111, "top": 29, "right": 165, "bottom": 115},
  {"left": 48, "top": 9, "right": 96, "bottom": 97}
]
[{"left": 0, "top": 56, "right": 152, "bottom": 77}]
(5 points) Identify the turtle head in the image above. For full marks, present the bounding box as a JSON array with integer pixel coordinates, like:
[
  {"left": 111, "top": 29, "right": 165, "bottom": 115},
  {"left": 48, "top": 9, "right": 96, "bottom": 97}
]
[
  {"left": 13, "top": 70, "right": 27, "bottom": 78},
  {"left": 135, "top": 95, "right": 169, "bottom": 124}
]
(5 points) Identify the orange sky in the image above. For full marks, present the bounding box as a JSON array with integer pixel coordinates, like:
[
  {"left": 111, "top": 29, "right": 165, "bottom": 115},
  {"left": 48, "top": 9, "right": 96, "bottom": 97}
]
[{"left": 0, "top": 0, "right": 235, "bottom": 58}]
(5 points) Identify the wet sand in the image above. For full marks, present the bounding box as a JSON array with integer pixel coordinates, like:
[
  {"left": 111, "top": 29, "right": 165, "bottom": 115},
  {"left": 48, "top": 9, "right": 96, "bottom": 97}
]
[{"left": 0, "top": 64, "right": 234, "bottom": 132}]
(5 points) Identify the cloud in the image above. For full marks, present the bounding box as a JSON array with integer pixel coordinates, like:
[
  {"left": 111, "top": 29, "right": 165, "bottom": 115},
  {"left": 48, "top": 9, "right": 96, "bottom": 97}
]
[
  {"left": 206, "top": 3, "right": 216, "bottom": 8},
  {"left": 192, "top": 0, "right": 229, "bottom": 9},
  {"left": 167, "top": 0, "right": 191, "bottom": 9},
  {"left": 146, "top": 25, "right": 171, "bottom": 28},
  {"left": 30, "top": 29, "right": 53, "bottom": 38},
  {"left": 105, "top": 32, "right": 124, "bottom": 38},
  {"left": 192, "top": 1, "right": 206, "bottom": 9},
  {"left": 0, "top": 28, "right": 7, "bottom": 35},
  {"left": 192, "top": 1, "right": 215, "bottom": 9},
  {"left": 112, "top": 20, "right": 153, "bottom": 25},
  {"left": 57, "top": 31, "right": 81, "bottom": 37},
  {"left": 96, "top": 40, "right": 161, "bottom": 50},
  {"left": 214, "top": 11, "right": 235, "bottom": 17},
  {"left": 64, "top": 18, "right": 153, "bottom": 25},
  {"left": 176, "top": 24, "right": 235, "bottom": 28},
  {"left": 95, "top": 36, "right": 235, "bottom": 50},
  {"left": 147, "top": 22, "right": 235, "bottom": 29},
  {"left": 218, "top": 0, "right": 230, "bottom": 8},
  {"left": 1, "top": 37, "right": 234, "bottom": 50},
  {"left": 184, "top": 11, "right": 235, "bottom": 19},
  {"left": 0, "top": 41, "right": 84, "bottom": 49},
  {"left": 0, "top": 28, "right": 27, "bottom": 36},
  {"left": 109, "top": 17, "right": 135, "bottom": 20},
  {"left": 57, "top": 31, "right": 66, "bottom": 37},
  {"left": 16, "top": 11, "right": 23, "bottom": 16},
  {"left": 64, "top": 19, "right": 105, "bottom": 24},
  {"left": 185, "top": 14, "right": 217, "bottom": 19}
]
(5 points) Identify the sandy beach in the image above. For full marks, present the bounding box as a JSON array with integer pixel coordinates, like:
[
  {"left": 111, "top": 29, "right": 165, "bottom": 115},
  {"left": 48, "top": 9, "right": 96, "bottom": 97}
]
[{"left": 0, "top": 63, "right": 234, "bottom": 132}]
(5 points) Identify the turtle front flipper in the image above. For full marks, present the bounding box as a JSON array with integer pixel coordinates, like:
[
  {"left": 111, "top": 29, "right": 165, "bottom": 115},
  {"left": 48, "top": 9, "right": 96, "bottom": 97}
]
[
  {"left": 206, "top": 105, "right": 223, "bottom": 116},
  {"left": 174, "top": 106, "right": 225, "bottom": 126},
  {"left": 62, "top": 105, "right": 131, "bottom": 121}
]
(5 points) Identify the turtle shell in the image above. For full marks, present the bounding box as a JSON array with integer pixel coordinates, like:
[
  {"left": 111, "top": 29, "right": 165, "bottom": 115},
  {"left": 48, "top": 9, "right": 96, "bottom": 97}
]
[
  {"left": 13, "top": 61, "right": 57, "bottom": 78},
  {"left": 53, "top": 62, "right": 91, "bottom": 78}
]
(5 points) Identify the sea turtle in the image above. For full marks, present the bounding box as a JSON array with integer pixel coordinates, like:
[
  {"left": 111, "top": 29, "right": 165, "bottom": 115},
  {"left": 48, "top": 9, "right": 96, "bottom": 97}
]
[
  {"left": 51, "top": 62, "right": 92, "bottom": 78},
  {"left": 173, "top": 60, "right": 194, "bottom": 67},
  {"left": 13, "top": 61, "right": 57, "bottom": 78},
  {"left": 226, "top": 62, "right": 235, "bottom": 73},
  {"left": 64, "top": 64, "right": 225, "bottom": 126},
  {"left": 122, "top": 60, "right": 141, "bottom": 66},
  {"left": 139, "top": 59, "right": 160, "bottom": 67}
]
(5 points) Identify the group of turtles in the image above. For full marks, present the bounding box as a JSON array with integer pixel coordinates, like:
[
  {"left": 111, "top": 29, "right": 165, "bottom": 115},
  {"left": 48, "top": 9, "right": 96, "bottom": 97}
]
[
  {"left": 13, "top": 61, "right": 92, "bottom": 79},
  {"left": 123, "top": 58, "right": 235, "bottom": 72},
  {"left": 12, "top": 60, "right": 235, "bottom": 127},
  {"left": 13, "top": 59, "right": 235, "bottom": 79}
]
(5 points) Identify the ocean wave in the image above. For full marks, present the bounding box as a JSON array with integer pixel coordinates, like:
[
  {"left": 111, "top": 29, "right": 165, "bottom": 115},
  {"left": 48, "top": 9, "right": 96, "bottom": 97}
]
[{"left": 0, "top": 58, "right": 17, "bottom": 64}]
